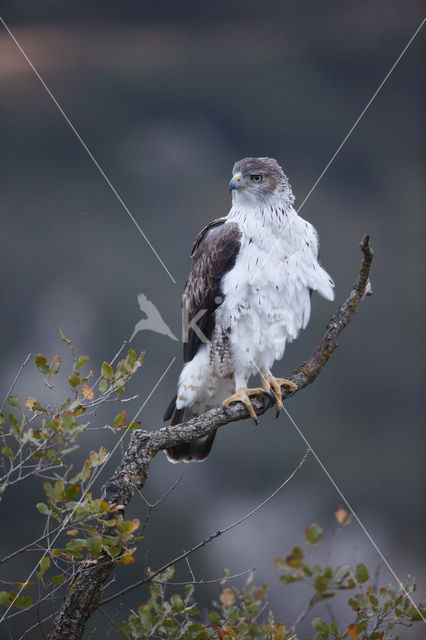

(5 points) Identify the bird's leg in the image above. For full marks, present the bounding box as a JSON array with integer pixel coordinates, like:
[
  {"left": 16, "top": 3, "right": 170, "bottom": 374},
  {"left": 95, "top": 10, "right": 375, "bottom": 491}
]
[
  {"left": 261, "top": 372, "right": 297, "bottom": 418},
  {"left": 222, "top": 387, "right": 270, "bottom": 425}
]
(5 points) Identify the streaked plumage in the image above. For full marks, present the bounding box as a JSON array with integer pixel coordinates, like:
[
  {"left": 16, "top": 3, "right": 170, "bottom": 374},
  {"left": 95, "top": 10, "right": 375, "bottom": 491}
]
[{"left": 165, "top": 157, "right": 334, "bottom": 462}]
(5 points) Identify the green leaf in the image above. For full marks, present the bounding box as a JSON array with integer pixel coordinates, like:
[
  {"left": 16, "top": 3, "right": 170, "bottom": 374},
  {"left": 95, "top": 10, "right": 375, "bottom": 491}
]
[
  {"left": 85, "top": 537, "right": 103, "bottom": 557},
  {"left": 286, "top": 546, "right": 304, "bottom": 568},
  {"left": 7, "top": 396, "right": 20, "bottom": 408},
  {"left": 116, "top": 515, "right": 139, "bottom": 535},
  {"left": 209, "top": 610, "right": 221, "bottom": 624},
  {"left": 66, "top": 539, "right": 86, "bottom": 553},
  {"left": 170, "top": 594, "right": 184, "bottom": 612},
  {"left": 348, "top": 597, "right": 361, "bottom": 611},
  {"left": 15, "top": 595, "right": 33, "bottom": 609},
  {"left": 35, "top": 354, "right": 50, "bottom": 374},
  {"left": 103, "top": 543, "right": 120, "bottom": 558},
  {"left": 113, "top": 412, "right": 126, "bottom": 427},
  {"left": 65, "top": 484, "right": 80, "bottom": 501},
  {"left": 368, "top": 591, "right": 379, "bottom": 608},
  {"left": 76, "top": 355, "right": 89, "bottom": 370},
  {"left": 101, "top": 362, "right": 114, "bottom": 380},
  {"left": 305, "top": 523, "right": 323, "bottom": 546},
  {"left": 139, "top": 610, "right": 153, "bottom": 633},
  {"left": 1, "top": 446, "right": 14, "bottom": 459},
  {"left": 39, "top": 556, "right": 51, "bottom": 575},
  {"left": 184, "top": 583, "right": 195, "bottom": 604},
  {"left": 0, "top": 591, "right": 12, "bottom": 606},
  {"left": 98, "top": 379, "right": 109, "bottom": 393},
  {"left": 355, "top": 563, "right": 369, "bottom": 584},
  {"left": 54, "top": 480, "right": 65, "bottom": 500},
  {"left": 36, "top": 502, "right": 50, "bottom": 515},
  {"left": 51, "top": 355, "right": 62, "bottom": 375},
  {"left": 125, "top": 421, "right": 140, "bottom": 430},
  {"left": 68, "top": 374, "right": 81, "bottom": 388},
  {"left": 44, "top": 482, "right": 57, "bottom": 501},
  {"left": 311, "top": 617, "right": 329, "bottom": 632},
  {"left": 408, "top": 605, "right": 426, "bottom": 621},
  {"left": 330, "top": 621, "right": 339, "bottom": 634},
  {"left": 314, "top": 574, "right": 329, "bottom": 593},
  {"left": 8, "top": 413, "right": 20, "bottom": 437},
  {"left": 14, "top": 581, "right": 34, "bottom": 590},
  {"left": 61, "top": 412, "right": 76, "bottom": 432},
  {"left": 51, "top": 574, "right": 65, "bottom": 586}
]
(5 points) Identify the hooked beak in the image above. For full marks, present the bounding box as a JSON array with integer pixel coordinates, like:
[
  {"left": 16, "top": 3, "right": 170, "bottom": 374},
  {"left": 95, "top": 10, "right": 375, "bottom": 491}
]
[{"left": 229, "top": 172, "right": 242, "bottom": 192}]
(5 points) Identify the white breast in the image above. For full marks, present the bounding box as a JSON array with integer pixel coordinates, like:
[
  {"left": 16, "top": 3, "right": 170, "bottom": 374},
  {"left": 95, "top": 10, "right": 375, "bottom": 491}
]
[{"left": 220, "top": 203, "right": 334, "bottom": 378}]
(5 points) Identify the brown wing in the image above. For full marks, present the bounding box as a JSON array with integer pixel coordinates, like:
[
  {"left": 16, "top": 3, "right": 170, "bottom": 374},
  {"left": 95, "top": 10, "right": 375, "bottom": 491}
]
[{"left": 182, "top": 218, "right": 241, "bottom": 363}]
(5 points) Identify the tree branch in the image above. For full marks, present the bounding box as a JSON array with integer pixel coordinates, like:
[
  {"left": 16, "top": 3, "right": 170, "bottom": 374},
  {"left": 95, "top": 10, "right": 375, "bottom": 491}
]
[
  {"left": 49, "top": 236, "right": 373, "bottom": 640},
  {"left": 100, "top": 447, "right": 310, "bottom": 607}
]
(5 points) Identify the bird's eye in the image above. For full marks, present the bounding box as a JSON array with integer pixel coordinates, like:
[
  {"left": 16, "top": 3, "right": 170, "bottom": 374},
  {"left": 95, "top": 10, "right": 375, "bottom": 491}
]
[{"left": 251, "top": 174, "right": 263, "bottom": 182}]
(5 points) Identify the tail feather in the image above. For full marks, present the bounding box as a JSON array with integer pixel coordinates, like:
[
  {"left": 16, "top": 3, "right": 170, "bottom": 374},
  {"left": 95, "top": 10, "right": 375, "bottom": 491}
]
[
  {"left": 163, "top": 394, "right": 177, "bottom": 422},
  {"left": 166, "top": 430, "right": 217, "bottom": 463},
  {"left": 163, "top": 397, "right": 217, "bottom": 463}
]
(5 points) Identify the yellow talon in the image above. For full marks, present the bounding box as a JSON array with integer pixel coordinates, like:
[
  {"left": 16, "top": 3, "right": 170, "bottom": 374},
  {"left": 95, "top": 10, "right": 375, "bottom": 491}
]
[
  {"left": 222, "top": 387, "right": 267, "bottom": 424},
  {"left": 261, "top": 375, "right": 297, "bottom": 416}
]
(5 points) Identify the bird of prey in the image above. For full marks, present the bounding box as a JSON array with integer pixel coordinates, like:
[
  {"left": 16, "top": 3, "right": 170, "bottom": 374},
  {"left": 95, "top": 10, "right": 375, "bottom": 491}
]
[{"left": 164, "top": 157, "right": 334, "bottom": 462}]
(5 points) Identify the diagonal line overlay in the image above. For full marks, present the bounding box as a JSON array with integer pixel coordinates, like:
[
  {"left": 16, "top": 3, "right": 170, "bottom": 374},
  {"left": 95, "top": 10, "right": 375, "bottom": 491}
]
[
  {"left": 282, "top": 405, "right": 426, "bottom": 622},
  {"left": 0, "top": 16, "right": 176, "bottom": 284},
  {"left": 252, "top": 364, "right": 425, "bottom": 622},
  {"left": 0, "top": 356, "right": 176, "bottom": 623},
  {"left": 296, "top": 15, "right": 425, "bottom": 214},
  {"left": 251, "top": 15, "right": 425, "bottom": 284}
]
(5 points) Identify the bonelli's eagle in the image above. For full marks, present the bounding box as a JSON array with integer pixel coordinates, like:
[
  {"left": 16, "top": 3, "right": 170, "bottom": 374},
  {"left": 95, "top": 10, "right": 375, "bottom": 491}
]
[{"left": 164, "top": 157, "right": 334, "bottom": 462}]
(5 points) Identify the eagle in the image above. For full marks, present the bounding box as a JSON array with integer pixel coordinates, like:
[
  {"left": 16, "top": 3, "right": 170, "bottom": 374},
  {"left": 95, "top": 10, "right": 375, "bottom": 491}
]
[{"left": 164, "top": 157, "right": 334, "bottom": 462}]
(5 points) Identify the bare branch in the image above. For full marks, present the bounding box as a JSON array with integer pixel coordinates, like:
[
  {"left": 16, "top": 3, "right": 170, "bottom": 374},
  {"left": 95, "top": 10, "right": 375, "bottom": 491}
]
[
  {"left": 0, "top": 353, "right": 31, "bottom": 415},
  {"left": 291, "top": 593, "right": 318, "bottom": 629},
  {"left": 18, "top": 613, "right": 54, "bottom": 640},
  {"left": 48, "top": 236, "right": 374, "bottom": 640},
  {"left": 0, "top": 523, "right": 65, "bottom": 566},
  {"left": 152, "top": 567, "right": 255, "bottom": 586},
  {"left": 100, "top": 448, "right": 310, "bottom": 606}
]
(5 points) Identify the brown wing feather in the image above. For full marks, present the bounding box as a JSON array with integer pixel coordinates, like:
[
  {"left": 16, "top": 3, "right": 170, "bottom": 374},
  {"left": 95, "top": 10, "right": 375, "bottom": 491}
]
[{"left": 183, "top": 218, "right": 241, "bottom": 363}]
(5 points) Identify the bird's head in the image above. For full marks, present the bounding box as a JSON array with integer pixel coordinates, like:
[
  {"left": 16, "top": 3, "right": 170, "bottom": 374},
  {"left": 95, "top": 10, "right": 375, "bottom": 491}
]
[{"left": 229, "top": 157, "right": 294, "bottom": 207}]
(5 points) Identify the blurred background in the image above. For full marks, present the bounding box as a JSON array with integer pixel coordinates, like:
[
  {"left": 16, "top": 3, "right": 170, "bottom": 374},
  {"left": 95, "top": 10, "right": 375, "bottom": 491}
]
[{"left": 0, "top": 1, "right": 424, "bottom": 637}]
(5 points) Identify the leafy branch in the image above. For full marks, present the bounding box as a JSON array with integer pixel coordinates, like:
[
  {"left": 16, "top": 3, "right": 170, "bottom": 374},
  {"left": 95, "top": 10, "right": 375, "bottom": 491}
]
[
  {"left": 119, "top": 515, "right": 425, "bottom": 640},
  {"left": 0, "top": 236, "right": 383, "bottom": 639},
  {"left": 43, "top": 236, "right": 375, "bottom": 639}
]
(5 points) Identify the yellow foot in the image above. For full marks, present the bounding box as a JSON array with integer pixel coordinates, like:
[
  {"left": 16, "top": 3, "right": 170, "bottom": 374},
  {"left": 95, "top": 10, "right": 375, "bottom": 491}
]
[
  {"left": 222, "top": 387, "right": 268, "bottom": 424},
  {"left": 261, "top": 375, "right": 297, "bottom": 417}
]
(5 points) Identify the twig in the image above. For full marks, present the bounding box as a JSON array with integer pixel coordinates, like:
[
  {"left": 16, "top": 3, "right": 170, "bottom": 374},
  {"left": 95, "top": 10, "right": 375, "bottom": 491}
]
[
  {"left": 4, "top": 574, "right": 73, "bottom": 623},
  {"left": 0, "top": 353, "right": 31, "bottom": 415},
  {"left": 138, "top": 474, "right": 183, "bottom": 509},
  {"left": 138, "top": 474, "right": 183, "bottom": 536},
  {"left": 373, "top": 564, "right": 381, "bottom": 590},
  {"left": 0, "top": 522, "right": 67, "bottom": 565},
  {"left": 291, "top": 593, "right": 318, "bottom": 629},
  {"left": 100, "top": 448, "right": 310, "bottom": 606},
  {"left": 18, "top": 614, "right": 54, "bottom": 640},
  {"left": 152, "top": 567, "right": 255, "bottom": 586},
  {"left": 185, "top": 556, "right": 196, "bottom": 582},
  {"left": 96, "top": 607, "right": 127, "bottom": 640}
]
